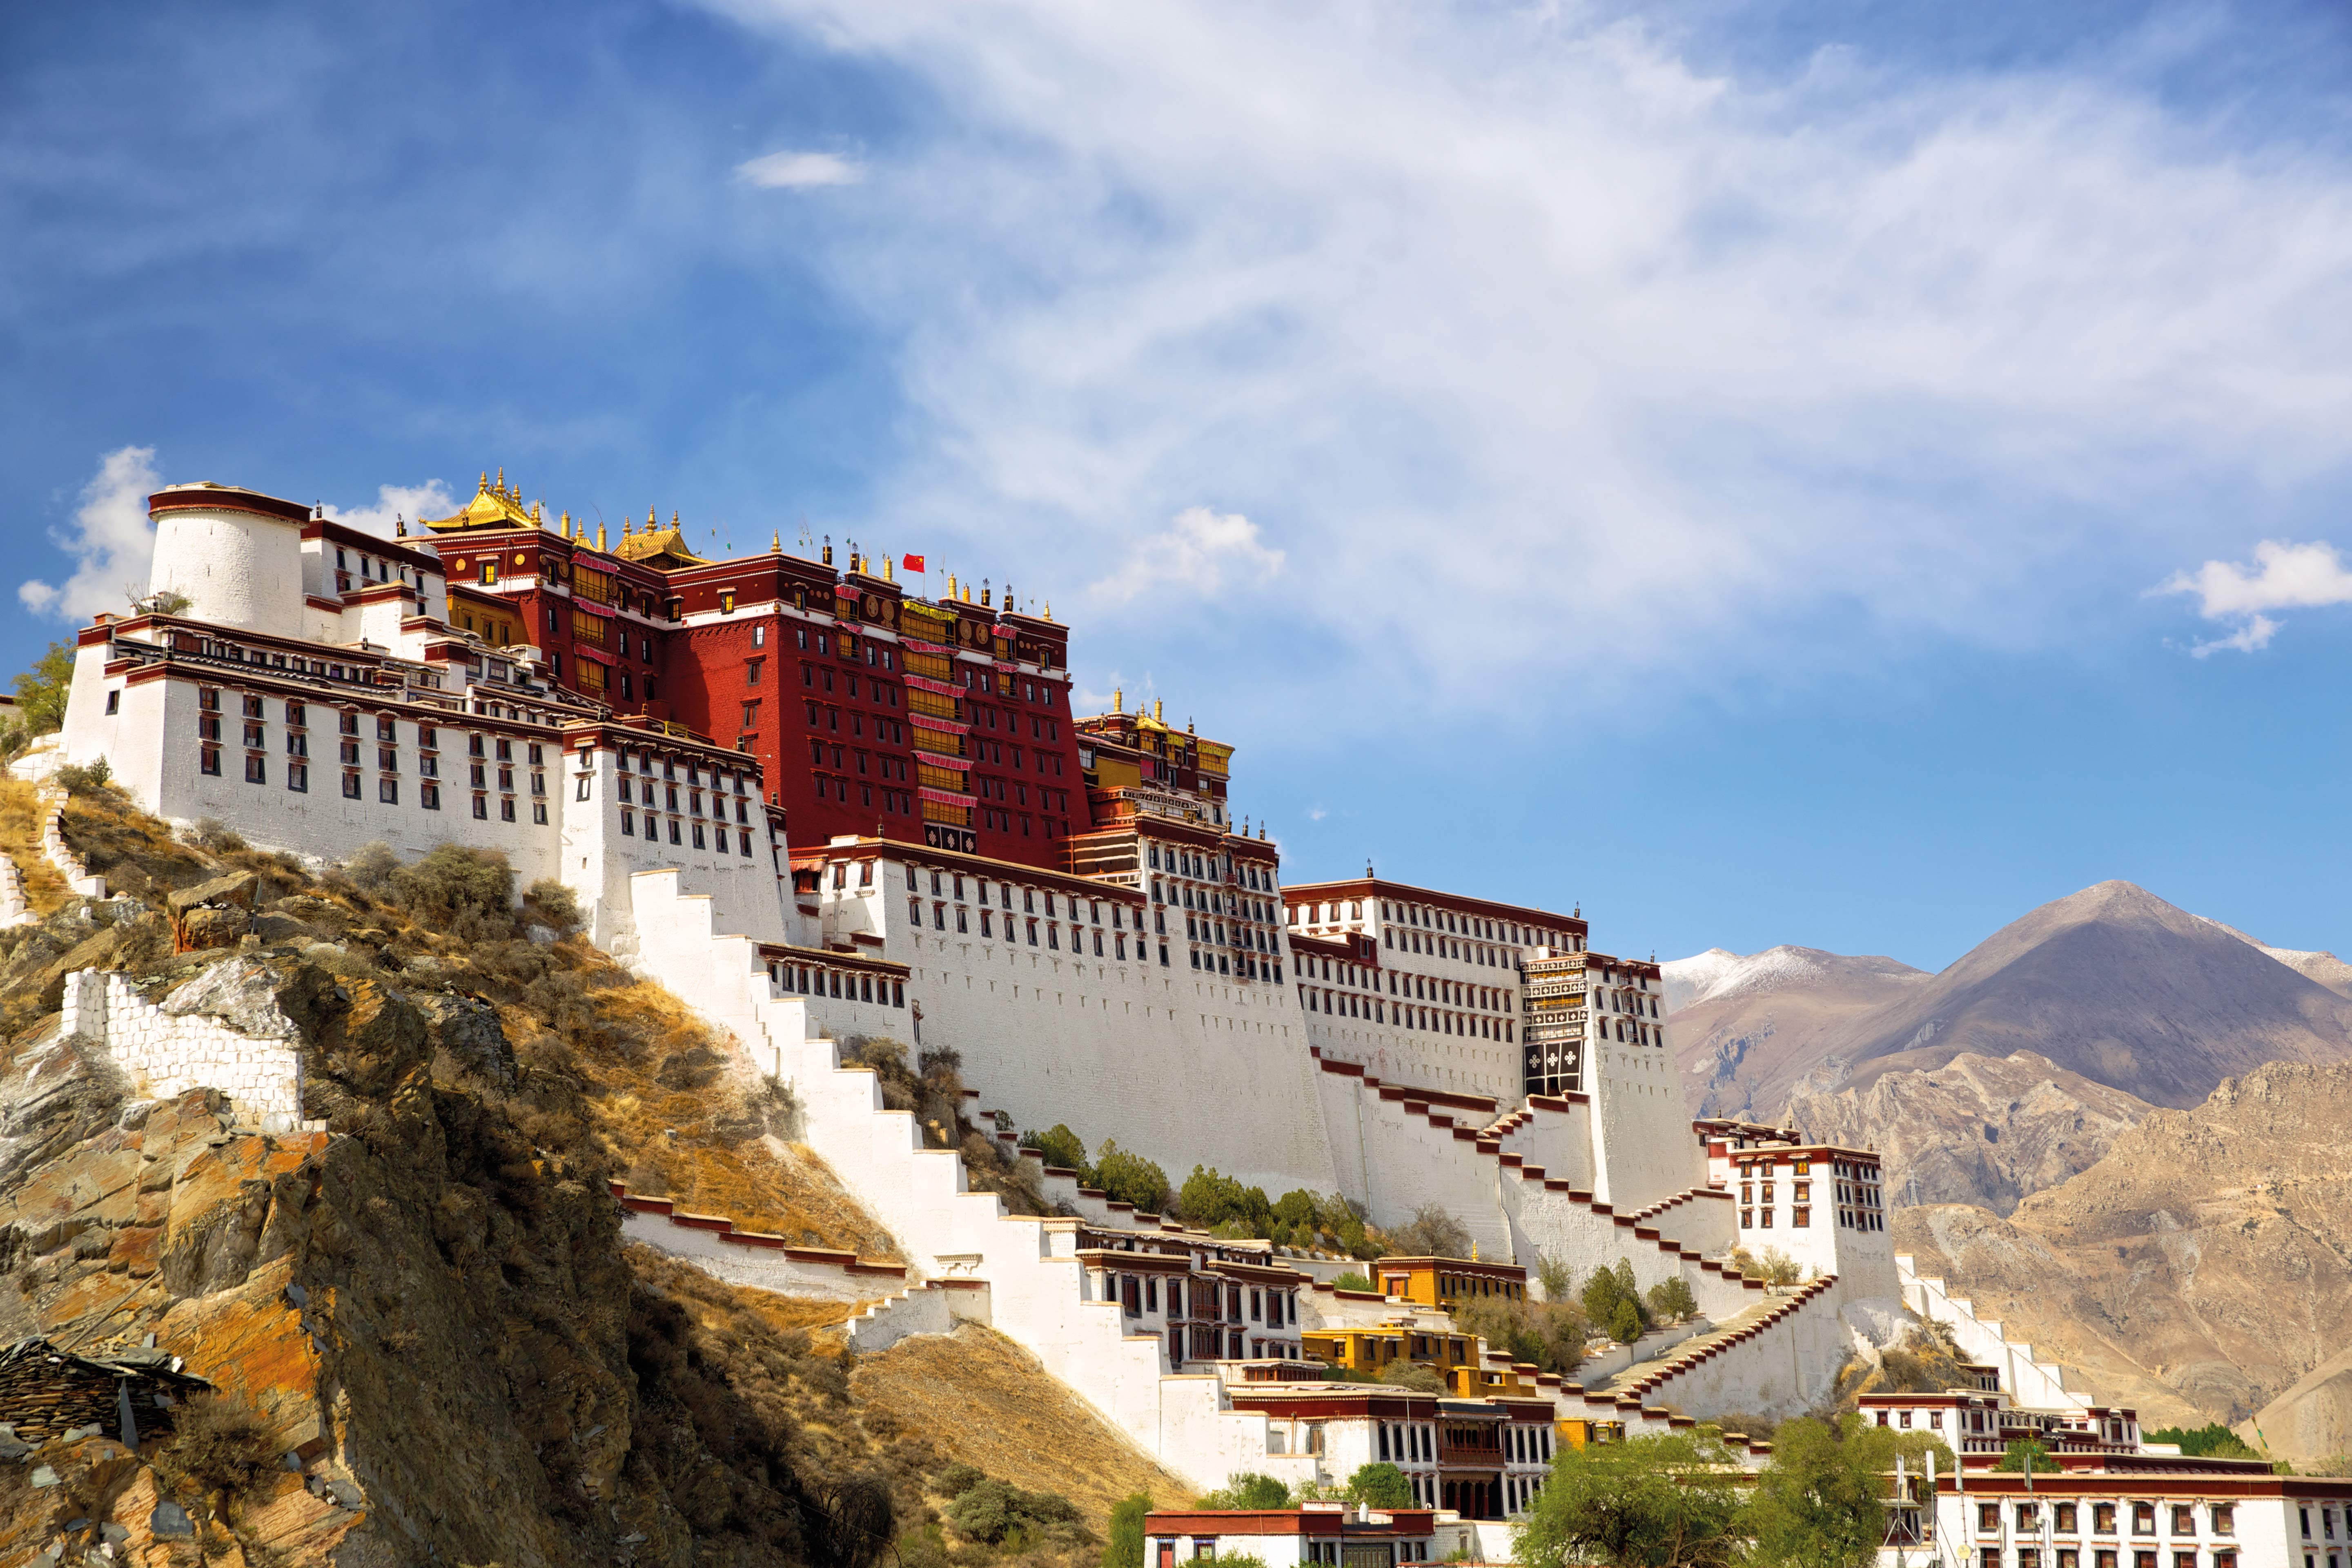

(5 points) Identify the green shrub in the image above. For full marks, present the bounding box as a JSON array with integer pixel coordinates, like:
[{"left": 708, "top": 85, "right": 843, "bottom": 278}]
[
  {"left": 55, "top": 757, "right": 113, "bottom": 796},
  {"left": 389, "top": 843, "right": 516, "bottom": 941},
  {"left": 342, "top": 840, "right": 398, "bottom": 891},
  {"left": 1104, "top": 1492, "right": 1151, "bottom": 1568},
  {"left": 1179, "top": 1166, "right": 1273, "bottom": 1232},
  {"left": 1996, "top": 1440, "right": 2056, "bottom": 1475},
  {"left": 2145, "top": 1423, "right": 2262, "bottom": 1460},
  {"left": 524, "top": 876, "right": 582, "bottom": 934},
  {"left": 1092, "top": 1140, "right": 1171, "bottom": 1214},
  {"left": 946, "top": 1476, "right": 1081, "bottom": 1544},
  {"left": 1645, "top": 1277, "right": 1698, "bottom": 1322},
  {"left": 1610, "top": 1300, "right": 1643, "bottom": 1346},
  {"left": 1197, "top": 1473, "right": 1292, "bottom": 1508},
  {"left": 1022, "top": 1122, "right": 1089, "bottom": 1172},
  {"left": 935, "top": 1462, "right": 985, "bottom": 1497},
  {"left": 1346, "top": 1462, "right": 1414, "bottom": 1509},
  {"left": 1332, "top": 1271, "right": 1376, "bottom": 1293}
]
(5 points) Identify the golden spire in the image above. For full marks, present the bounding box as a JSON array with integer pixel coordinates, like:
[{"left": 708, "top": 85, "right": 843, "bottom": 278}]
[
  {"left": 884, "top": 555, "right": 895, "bottom": 582},
  {"left": 1154, "top": 699, "right": 1164, "bottom": 721},
  {"left": 530, "top": 499, "right": 543, "bottom": 526},
  {"left": 479, "top": 471, "right": 490, "bottom": 493},
  {"left": 495, "top": 467, "right": 506, "bottom": 495},
  {"left": 597, "top": 522, "right": 607, "bottom": 550},
  {"left": 1043, "top": 599, "right": 1051, "bottom": 620},
  {"left": 773, "top": 530, "right": 782, "bottom": 553},
  {"left": 559, "top": 510, "right": 572, "bottom": 539},
  {"left": 648, "top": 506, "right": 657, "bottom": 532},
  {"left": 1114, "top": 686, "right": 1123, "bottom": 712}
]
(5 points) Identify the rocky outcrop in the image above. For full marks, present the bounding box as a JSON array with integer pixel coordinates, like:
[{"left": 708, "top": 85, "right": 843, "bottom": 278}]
[
  {"left": 1893, "top": 1059, "right": 2352, "bottom": 1428},
  {"left": 1781, "top": 1051, "right": 2151, "bottom": 1214}
]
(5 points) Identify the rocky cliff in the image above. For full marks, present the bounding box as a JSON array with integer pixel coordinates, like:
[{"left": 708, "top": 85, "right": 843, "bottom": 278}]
[
  {"left": 1780, "top": 1051, "right": 2151, "bottom": 1214},
  {"left": 1893, "top": 1058, "right": 2352, "bottom": 1431}
]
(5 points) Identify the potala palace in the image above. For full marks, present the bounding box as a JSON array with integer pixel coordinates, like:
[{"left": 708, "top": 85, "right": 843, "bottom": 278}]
[{"left": 39, "top": 472, "right": 2304, "bottom": 1562}]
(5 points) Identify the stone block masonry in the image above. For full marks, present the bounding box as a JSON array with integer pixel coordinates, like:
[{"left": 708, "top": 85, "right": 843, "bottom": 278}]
[{"left": 59, "top": 969, "right": 312, "bottom": 1132}]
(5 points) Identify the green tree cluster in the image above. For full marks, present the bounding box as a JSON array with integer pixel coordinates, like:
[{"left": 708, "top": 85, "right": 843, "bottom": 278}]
[
  {"left": 1581, "top": 1261, "right": 1650, "bottom": 1346},
  {"left": 1515, "top": 1416, "right": 1956, "bottom": 1568},
  {"left": 2145, "top": 1423, "right": 2263, "bottom": 1461},
  {"left": 1017, "top": 1124, "right": 1173, "bottom": 1214},
  {"left": 938, "top": 1466, "right": 1082, "bottom": 1548},
  {"left": 1454, "top": 1293, "right": 1588, "bottom": 1376},
  {"left": 1193, "top": 1465, "right": 1413, "bottom": 1512}
]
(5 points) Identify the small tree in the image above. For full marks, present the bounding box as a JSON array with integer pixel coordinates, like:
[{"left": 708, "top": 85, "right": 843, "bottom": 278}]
[
  {"left": 1346, "top": 1462, "right": 1415, "bottom": 1510},
  {"left": 1020, "top": 1122, "right": 1090, "bottom": 1173},
  {"left": 1534, "top": 1251, "right": 1574, "bottom": 1301},
  {"left": 1998, "top": 1439, "right": 2057, "bottom": 1476},
  {"left": 1104, "top": 1493, "right": 1150, "bottom": 1568},
  {"left": 1383, "top": 1203, "right": 1472, "bottom": 1258},
  {"left": 12, "top": 639, "right": 75, "bottom": 736},
  {"left": 1646, "top": 1277, "right": 1698, "bottom": 1322}
]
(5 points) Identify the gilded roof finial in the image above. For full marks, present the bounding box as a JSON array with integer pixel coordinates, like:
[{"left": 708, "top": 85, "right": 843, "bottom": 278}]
[
  {"left": 479, "top": 471, "right": 490, "bottom": 493},
  {"left": 1042, "top": 599, "right": 1051, "bottom": 620},
  {"left": 496, "top": 467, "right": 506, "bottom": 495},
  {"left": 1154, "top": 698, "right": 1163, "bottom": 721},
  {"left": 773, "top": 530, "right": 782, "bottom": 553},
  {"left": 672, "top": 510, "right": 681, "bottom": 533},
  {"left": 559, "top": 510, "right": 571, "bottom": 539},
  {"left": 597, "top": 522, "right": 608, "bottom": 550},
  {"left": 530, "top": 499, "right": 543, "bottom": 526},
  {"left": 1114, "top": 686, "right": 1123, "bottom": 712},
  {"left": 395, "top": 514, "right": 407, "bottom": 537}
]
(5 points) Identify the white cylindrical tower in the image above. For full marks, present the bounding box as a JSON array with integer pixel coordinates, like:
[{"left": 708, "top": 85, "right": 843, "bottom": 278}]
[{"left": 146, "top": 483, "right": 309, "bottom": 637}]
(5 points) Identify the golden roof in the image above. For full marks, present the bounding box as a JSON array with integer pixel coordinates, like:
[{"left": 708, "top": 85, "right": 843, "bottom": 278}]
[
  {"left": 421, "top": 470, "right": 539, "bottom": 534},
  {"left": 613, "top": 508, "right": 706, "bottom": 568}
]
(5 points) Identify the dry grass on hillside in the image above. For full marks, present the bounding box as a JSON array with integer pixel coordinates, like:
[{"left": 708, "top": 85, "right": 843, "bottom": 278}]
[
  {"left": 854, "top": 1324, "right": 1193, "bottom": 1524},
  {"left": 560, "top": 978, "right": 903, "bottom": 1258},
  {"left": 0, "top": 779, "right": 69, "bottom": 914}
]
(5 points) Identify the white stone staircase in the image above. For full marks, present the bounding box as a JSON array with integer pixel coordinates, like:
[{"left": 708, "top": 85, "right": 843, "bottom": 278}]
[
  {"left": 625, "top": 869, "right": 1318, "bottom": 1490},
  {"left": 1895, "top": 1253, "right": 2084, "bottom": 1413}
]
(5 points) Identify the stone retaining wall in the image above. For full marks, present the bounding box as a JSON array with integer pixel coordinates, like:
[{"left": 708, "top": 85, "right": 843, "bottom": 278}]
[{"left": 59, "top": 970, "right": 307, "bottom": 1130}]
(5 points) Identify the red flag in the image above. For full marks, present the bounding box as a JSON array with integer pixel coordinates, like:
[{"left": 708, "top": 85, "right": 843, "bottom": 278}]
[{"left": 902, "top": 554, "right": 926, "bottom": 572}]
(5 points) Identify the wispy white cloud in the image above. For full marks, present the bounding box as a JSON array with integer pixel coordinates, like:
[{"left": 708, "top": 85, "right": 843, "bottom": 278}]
[
  {"left": 699, "top": 0, "right": 2352, "bottom": 701},
  {"left": 323, "top": 481, "right": 457, "bottom": 541},
  {"left": 1090, "top": 506, "right": 1283, "bottom": 604},
  {"left": 20, "top": 445, "right": 161, "bottom": 620},
  {"left": 2159, "top": 539, "right": 2352, "bottom": 654},
  {"left": 734, "top": 149, "right": 864, "bottom": 188}
]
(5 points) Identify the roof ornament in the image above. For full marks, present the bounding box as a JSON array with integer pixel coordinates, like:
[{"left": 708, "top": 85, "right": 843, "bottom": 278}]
[
  {"left": 597, "top": 522, "right": 607, "bottom": 550},
  {"left": 773, "top": 531, "right": 782, "bottom": 553},
  {"left": 314, "top": 500, "right": 323, "bottom": 519},
  {"left": 1366, "top": 861, "right": 1375, "bottom": 878},
  {"left": 479, "top": 472, "right": 490, "bottom": 493},
  {"left": 395, "top": 514, "right": 406, "bottom": 537},
  {"left": 1573, "top": 904, "right": 1581, "bottom": 918},
  {"left": 1113, "top": 686, "right": 1122, "bottom": 712},
  {"left": 496, "top": 467, "right": 506, "bottom": 494},
  {"left": 1258, "top": 823, "right": 1267, "bottom": 841},
  {"left": 982, "top": 577, "right": 991, "bottom": 606}
]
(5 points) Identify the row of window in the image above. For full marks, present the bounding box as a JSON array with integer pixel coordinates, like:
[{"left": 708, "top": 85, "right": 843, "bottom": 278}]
[
  {"left": 1302, "top": 987, "right": 1518, "bottom": 1041},
  {"left": 1737, "top": 1205, "right": 1813, "bottom": 1229},
  {"left": 198, "top": 748, "right": 555, "bottom": 823},
  {"left": 1976, "top": 1549, "right": 2235, "bottom": 1568},
  {"left": 609, "top": 774, "right": 754, "bottom": 823},
  {"left": 768, "top": 961, "right": 906, "bottom": 1008},
  {"left": 617, "top": 811, "right": 757, "bottom": 857},
  {"left": 1982, "top": 1501, "right": 2235, "bottom": 1539}
]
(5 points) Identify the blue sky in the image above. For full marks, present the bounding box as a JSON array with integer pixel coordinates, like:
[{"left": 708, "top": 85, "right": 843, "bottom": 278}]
[{"left": 6, "top": 0, "right": 2351, "bottom": 971}]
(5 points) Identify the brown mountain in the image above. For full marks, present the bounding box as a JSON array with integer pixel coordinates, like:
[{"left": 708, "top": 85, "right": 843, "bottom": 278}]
[
  {"left": 1674, "top": 881, "right": 2352, "bottom": 1118},
  {"left": 1780, "top": 1051, "right": 2152, "bottom": 1215},
  {"left": 1893, "top": 1059, "right": 2352, "bottom": 1430},
  {"left": 1666, "top": 946, "right": 1931, "bottom": 1118}
]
